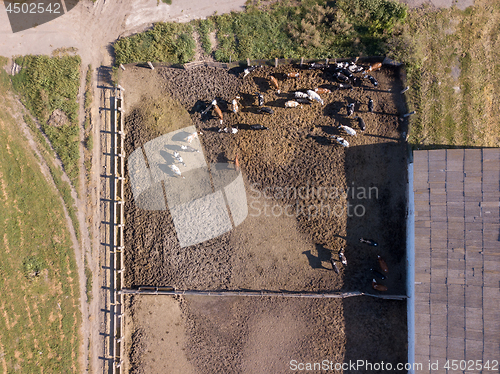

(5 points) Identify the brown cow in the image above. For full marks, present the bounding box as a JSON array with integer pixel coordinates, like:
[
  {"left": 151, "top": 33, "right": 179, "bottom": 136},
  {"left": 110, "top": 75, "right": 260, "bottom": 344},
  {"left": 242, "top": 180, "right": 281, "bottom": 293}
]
[
  {"left": 287, "top": 72, "right": 300, "bottom": 78},
  {"left": 377, "top": 255, "right": 389, "bottom": 274},
  {"left": 367, "top": 62, "right": 382, "bottom": 72},
  {"left": 314, "top": 87, "right": 331, "bottom": 94},
  {"left": 372, "top": 279, "right": 388, "bottom": 292},
  {"left": 270, "top": 76, "right": 280, "bottom": 94},
  {"left": 213, "top": 104, "right": 223, "bottom": 125}
]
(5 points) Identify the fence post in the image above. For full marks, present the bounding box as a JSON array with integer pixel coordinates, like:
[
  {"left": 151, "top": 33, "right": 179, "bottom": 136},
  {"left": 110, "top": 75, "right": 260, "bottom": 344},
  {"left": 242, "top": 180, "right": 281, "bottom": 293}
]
[
  {"left": 246, "top": 58, "right": 250, "bottom": 67},
  {"left": 300, "top": 57, "right": 304, "bottom": 67},
  {"left": 229, "top": 55, "right": 232, "bottom": 64},
  {"left": 274, "top": 58, "right": 278, "bottom": 68},
  {"left": 147, "top": 61, "right": 154, "bottom": 70},
  {"left": 119, "top": 64, "right": 125, "bottom": 71},
  {"left": 325, "top": 58, "right": 328, "bottom": 65}
]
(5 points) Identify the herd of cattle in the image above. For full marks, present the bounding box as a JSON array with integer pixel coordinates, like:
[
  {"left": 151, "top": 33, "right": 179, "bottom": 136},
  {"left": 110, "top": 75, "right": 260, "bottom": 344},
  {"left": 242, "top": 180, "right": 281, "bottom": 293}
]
[
  {"left": 197, "top": 60, "right": 397, "bottom": 292},
  {"left": 202, "top": 60, "right": 386, "bottom": 148}
]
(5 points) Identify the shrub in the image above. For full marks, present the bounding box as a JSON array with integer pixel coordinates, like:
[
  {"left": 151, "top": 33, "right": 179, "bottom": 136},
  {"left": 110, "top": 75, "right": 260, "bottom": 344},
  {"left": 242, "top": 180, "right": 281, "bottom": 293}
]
[
  {"left": 114, "top": 22, "right": 195, "bottom": 65},
  {"left": 23, "top": 256, "right": 43, "bottom": 279}
]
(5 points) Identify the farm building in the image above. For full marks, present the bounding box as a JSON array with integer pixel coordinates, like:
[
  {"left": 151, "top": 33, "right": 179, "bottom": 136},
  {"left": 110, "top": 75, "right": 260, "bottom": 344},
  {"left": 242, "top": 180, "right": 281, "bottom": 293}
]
[{"left": 409, "top": 148, "right": 500, "bottom": 373}]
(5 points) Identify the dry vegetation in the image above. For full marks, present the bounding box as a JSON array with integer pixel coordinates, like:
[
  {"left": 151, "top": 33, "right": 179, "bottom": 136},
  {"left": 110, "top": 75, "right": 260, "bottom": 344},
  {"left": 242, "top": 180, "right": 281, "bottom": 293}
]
[{"left": 388, "top": 0, "right": 500, "bottom": 147}]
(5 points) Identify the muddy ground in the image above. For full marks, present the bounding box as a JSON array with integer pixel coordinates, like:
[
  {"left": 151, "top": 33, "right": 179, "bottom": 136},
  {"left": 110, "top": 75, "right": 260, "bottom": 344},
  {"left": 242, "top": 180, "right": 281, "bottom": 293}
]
[{"left": 121, "top": 62, "right": 408, "bottom": 373}]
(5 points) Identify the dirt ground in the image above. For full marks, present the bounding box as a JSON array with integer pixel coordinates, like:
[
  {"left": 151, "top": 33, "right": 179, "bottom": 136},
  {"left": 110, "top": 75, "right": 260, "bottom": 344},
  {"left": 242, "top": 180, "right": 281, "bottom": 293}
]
[{"left": 120, "top": 62, "right": 409, "bottom": 373}]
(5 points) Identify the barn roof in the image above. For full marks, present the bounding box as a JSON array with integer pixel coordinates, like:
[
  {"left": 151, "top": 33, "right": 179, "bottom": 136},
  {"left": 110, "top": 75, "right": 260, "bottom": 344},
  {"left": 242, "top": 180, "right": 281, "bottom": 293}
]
[{"left": 412, "top": 148, "right": 500, "bottom": 372}]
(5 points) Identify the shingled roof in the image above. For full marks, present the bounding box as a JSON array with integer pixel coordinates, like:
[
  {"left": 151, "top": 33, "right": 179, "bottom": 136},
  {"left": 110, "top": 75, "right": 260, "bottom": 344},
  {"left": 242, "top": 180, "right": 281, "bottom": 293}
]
[{"left": 412, "top": 148, "right": 500, "bottom": 373}]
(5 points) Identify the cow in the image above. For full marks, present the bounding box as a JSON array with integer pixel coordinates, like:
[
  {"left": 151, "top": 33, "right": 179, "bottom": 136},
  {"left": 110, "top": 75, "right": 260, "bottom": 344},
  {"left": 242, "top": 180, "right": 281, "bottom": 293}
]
[
  {"left": 339, "top": 248, "right": 347, "bottom": 265},
  {"left": 309, "top": 62, "right": 328, "bottom": 69},
  {"left": 285, "top": 100, "right": 301, "bottom": 108},
  {"left": 258, "top": 107, "right": 274, "bottom": 114},
  {"left": 256, "top": 92, "right": 264, "bottom": 107},
  {"left": 218, "top": 127, "right": 238, "bottom": 134},
  {"left": 201, "top": 99, "right": 217, "bottom": 115},
  {"left": 180, "top": 145, "right": 200, "bottom": 153},
  {"left": 347, "top": 103, "right": 355, "bottom": 117},
  {"left": 173, "top": 151, "right": 186, "bottom": 166},
  {"left": 372, "top": 279, "right": 387, "bottom": 292},
  {"left": 371, "top": 268, "right": 386, "bottom": 280},
  {"left": 295, "top": 98, "right": 311, "bottom": 104},
  {"left": 314, "top": 87, "right": 331, "bottom": 94},
  {"left": 330, "top": 258, "right": 340, "bottom": 274},
  {"left": 294, "top": 91, "right": 309, "bottom": 99},
  {"left": 213, "top": 103, "right": 223, "bottom": 125},
  {"left": 287, "top": 72, "right": 300, "bottom": 78},
  {"left": 338, "top": 83, "right": 353, "bottom": 90},
  {"left": 169, "top": 164, "right": 185, "bottom": 179},
  {"left": 232, "top": 99, "right": 239, "bottom": 114},
  {"left": 367, "top": 62, "right": 382, "bottom": 72},
  {"left": 365, "top": 75, "right": 378, "bottom": 87},
  {"left": 348, "top": 63, "right": 364, "bottom": 73},
  {"left": 335, "top": 72, "right": 349, "bottom": 83},
  {"left": 306, "top": 90, "right": 324, "bottom": 105},
  {"left": 186, "top": 131, "right": 199, "bottom": 143},
  {"left": 234, "top": 153, "right": 240, "bottom": 171},
  {"left": 270, "top": 76, "right": 280, "bottom": 94},
  {"left": 332, "top": 136, "right": 349, "bottom": 148},
  {"left": 368, "top": 98, "right": 374, "bottom": 112},
  {"left": 377, "top": 255, "right": 389, "bottom": 274},
  {"left": 242, "top": 65, "right": 259, "bottom": 78},
  {"left": 356, "top": 116, "right": 366, "bottom": 132},
  {"left": 359, "top": 238, "right": 377, "bottom": 246},
  {"left": 338, "top": 125, "right": 356, "bottom": 137},
  {"left": 250, "top": 124, "right": 268, "bottom": 130}
]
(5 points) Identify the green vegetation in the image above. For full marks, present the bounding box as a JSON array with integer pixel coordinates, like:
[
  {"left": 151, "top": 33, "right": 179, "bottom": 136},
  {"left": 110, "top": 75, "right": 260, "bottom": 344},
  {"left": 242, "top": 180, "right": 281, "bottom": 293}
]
[
  {"left": 0, "top": 57, "right": 81, "bottom": 372},
  {"left": 388, "top": 0, "right": 500, "bottom": 147},
  {"left": 12, "top": 55, "right": 81, "bottom": 186},
  {"left": 114, "top": 22, "right": 195, "bottom": 65},
  {"left": 213, "top": 0, "right": 406, "bottom": 61},
  {"left": 197, "top": 18, "right": 215, "bottom": 55},
  {"left": 114, "top": 0, "right": 406, "bottom": 64},
  {"left": 22, "top": 256, "right": 43, "bottom": 279}
]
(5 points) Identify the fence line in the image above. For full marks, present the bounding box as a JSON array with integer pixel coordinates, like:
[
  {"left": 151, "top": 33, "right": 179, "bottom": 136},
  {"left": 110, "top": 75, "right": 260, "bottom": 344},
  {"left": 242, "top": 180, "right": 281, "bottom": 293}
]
[
  {"left": 119, "top": 287, "right": 407, "bottom": 301},
  {"left": 110, "top": 87, "right": 125, "bottom": 374},
  {"left": 122, "top": 55, "right": 401, "bottom": 72}
]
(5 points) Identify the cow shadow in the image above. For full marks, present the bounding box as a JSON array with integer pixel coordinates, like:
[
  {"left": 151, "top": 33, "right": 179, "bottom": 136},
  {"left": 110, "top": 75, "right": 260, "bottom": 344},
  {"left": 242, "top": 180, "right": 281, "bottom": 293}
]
[
  {"left": 190, "top": 99, "right": 208, "bottom": 114},
  {"left": 264, "top": 98, "right": 288, "bottom": 108},
  {"left": 306, "top": 134, "right": 331, "bottom": 146},
  {"left": 302, "top": 250, "right": 326, "bottom": 269},
  {"left": 159, "top": 150, "right": 176, "bottom": 164},
  {"left": 253, "top": 76, "right": 271, "bottom": 92},
  {"left": 239, "top": 92, "right": 256, "bottom": 107},
  {"left": 323, "top": 101, "right": 343, "bottom": 117}
]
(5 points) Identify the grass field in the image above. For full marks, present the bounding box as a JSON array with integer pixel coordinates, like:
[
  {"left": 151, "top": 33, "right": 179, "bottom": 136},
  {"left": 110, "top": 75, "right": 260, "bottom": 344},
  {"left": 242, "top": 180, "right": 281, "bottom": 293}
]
[
  {"left": 12, "top": 55, "right": 81, "bottom": 187},
  {"left": 0, "top": 57, "right": 81, "bottom": 373},
  {"left": 389, "top": 0, "right": 500, "bottom": 148}
]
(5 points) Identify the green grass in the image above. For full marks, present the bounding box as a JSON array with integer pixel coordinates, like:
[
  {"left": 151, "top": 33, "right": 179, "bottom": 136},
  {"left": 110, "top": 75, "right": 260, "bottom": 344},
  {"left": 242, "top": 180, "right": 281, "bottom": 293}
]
[
  {"left": 12, "top": 55, "right": 81, "bottom": 186},
  {"left": 114, "top": 22, "right": 195, "bottom": 65},
  {"left": 389, "top": 1, "right": 500, "bottom": 147},
  {"left": 114, "top": 0, "right": 406, "bottom": 64},
  {"left": 197, "top": 18, "right": 215, "bottom": 55},
  {"left": 0, "top": 56, "right": 81, "bottom": 372},
  {"left": 211, "top": 0, "right": 407, "bottom": 62}
]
